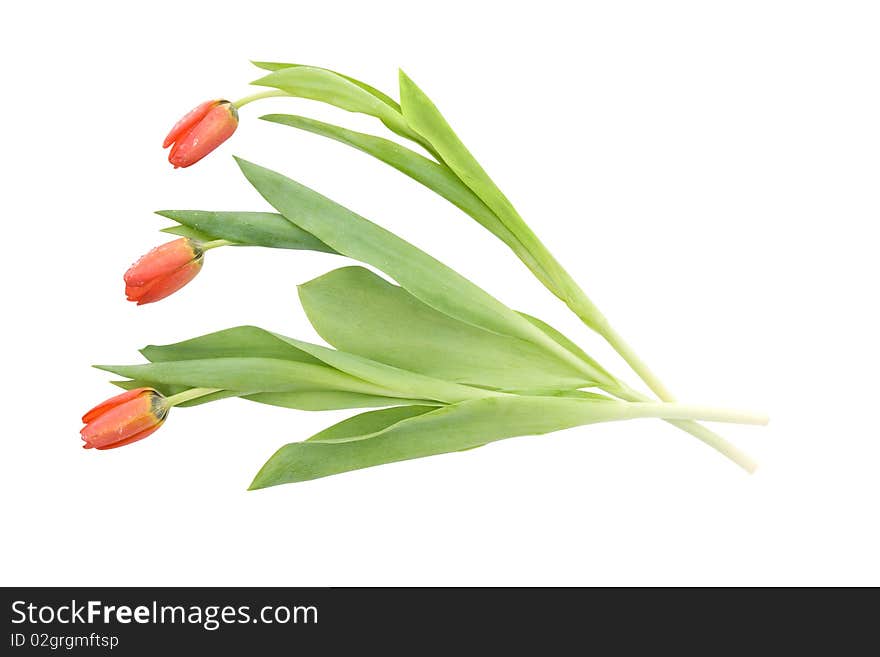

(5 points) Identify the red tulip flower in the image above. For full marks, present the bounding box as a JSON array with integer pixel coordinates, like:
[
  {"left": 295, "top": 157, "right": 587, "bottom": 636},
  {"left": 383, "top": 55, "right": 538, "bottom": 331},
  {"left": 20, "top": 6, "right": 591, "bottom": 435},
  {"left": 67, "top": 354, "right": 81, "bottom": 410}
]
[
  {"left": 81, "top": 388, "right": 169, "bottom": 450},
  {"left": 124, "top": 238, "right": 204, "bottom": 305},
  {"left": 163, "top": 99, "right": 239, "bottom": 168}
]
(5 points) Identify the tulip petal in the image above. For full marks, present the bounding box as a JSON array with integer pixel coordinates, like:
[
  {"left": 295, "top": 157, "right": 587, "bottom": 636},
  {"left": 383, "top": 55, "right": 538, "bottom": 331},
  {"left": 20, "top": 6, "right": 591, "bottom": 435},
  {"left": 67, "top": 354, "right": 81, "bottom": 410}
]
[
  {"left": 82, "top": 387, "right": 152, "bottom": 423},
  {"left": 125, "top": 258, "right": 203, "bottom": 305},
  {"left": 168, "top": 103, "right": 238, "bottom": 168},
  {"left": 80, "top": 393, "right": 166, "bottom": 449},
  {"left": 163, "top": 100, "right": 219, "bottom": 148},
  {"left": 124, "top": 239, "right": 200, "bottom": 287},
  {"left": 92, "top": 423, "right": 164, "bottom": 450}
]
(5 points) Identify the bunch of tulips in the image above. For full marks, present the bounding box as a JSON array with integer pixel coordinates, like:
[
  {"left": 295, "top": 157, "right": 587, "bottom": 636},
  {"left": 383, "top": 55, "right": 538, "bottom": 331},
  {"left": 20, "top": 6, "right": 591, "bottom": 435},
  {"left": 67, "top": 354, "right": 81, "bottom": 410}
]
[{"left": 82, "top": 62, "right": 767, "bottom": 488}]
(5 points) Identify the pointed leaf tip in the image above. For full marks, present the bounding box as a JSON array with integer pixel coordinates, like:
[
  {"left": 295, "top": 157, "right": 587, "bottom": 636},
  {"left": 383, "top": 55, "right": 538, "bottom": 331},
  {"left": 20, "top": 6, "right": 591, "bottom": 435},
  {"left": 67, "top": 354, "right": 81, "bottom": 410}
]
[
  {"left": 249, "top": 72, "right": 277, "bottom": 87},
  {"left": 232, "top": 155, "right": 254, "bottom": 172},
  {"left": 246, "top": 476, "right": 265, "bottom": 491},
  {"left": 250, "top": 61, "right": 301, "bottom": 73},
  {"left": 398, "top": 69, "right": 420, "bottom": 93}
]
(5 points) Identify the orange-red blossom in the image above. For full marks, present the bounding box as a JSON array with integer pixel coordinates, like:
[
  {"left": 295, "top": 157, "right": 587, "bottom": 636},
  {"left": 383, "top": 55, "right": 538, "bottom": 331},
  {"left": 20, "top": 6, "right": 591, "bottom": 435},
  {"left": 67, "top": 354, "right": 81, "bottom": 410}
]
[
  {"left": 81, "top": 388, "right": 169, "bottom": 450},
  {"left": 124, "top": 238, "right": 203, "bottom": 305},
  {"left": 163, "top": 99, "right": 238, "bottom": 168}
]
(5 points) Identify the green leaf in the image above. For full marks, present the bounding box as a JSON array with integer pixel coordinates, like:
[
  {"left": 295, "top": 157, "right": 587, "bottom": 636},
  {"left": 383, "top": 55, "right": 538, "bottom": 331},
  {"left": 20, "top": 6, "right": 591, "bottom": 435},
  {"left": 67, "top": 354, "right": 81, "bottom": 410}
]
[
  {"left": 140, "top": 325, "right": 324, "bottom": 366},
  {"left": 259, "top": 113, "right": 558, "bottom": 293},
  {"left": 304, "top": 405, "right": 437, "bottom": 443},
  {"left": 299, "top": 266, "right": 595, "bottom": 391},
  {"left": 259, "top": 114, "right": 512, "bottom": 241},
  {"left": 251, "top": 65, "right": 418, "bottom": 143},
  {"left": 398, "top": 71, "right": 568, "bottom": 294},
  {"left": 251, "top": 61, "right": 400, "bottom": 110},
  {"left": 156, "top": 210, "right": 337, "bottom": 253},
  {"left": 251, "top": 60, "right": 293, "bottom": 72},
  {"left": 248, "top": 395, "right": 675, "bottom": 488},
  {"left": 537, "top": 389, "right": 614, "bottom": 401},
  {"left": 269, "top": 333, "right": 491, "bottom": 404},
  {"left": 141, "top": 326, "right": 488, "bottom": 405},
  {"left": 113, "top": 377, "right": 424, "bottom": 411},
  {"left": 397, "top": 70, "right": 520, "bottom": 230},
  {"left": 234, "top": 158, "right": 607, "bottom": 385},
  {"left": 241, "top": 392, "right": 437, "bottom": 412},
  {"left": 159, "top": 225, "right": 217, "bottom": 242},
  {"left": 516, "top": 312, "right": 615, "bottom": 385},
  {"left": 96, "top": 358, "right": 406, "bottom": 398}
]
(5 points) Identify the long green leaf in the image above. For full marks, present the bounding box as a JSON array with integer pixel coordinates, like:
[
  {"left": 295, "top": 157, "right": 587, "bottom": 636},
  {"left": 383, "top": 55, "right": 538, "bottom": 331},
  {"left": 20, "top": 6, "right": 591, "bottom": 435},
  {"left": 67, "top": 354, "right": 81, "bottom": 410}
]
[
  {"left": 234, "top": 158, "right": 609, "bottom": 385},
  {"left": 516, "top": 312, "right": 614, "bottom": 384},
  {"left": 398, "top": 71, "right": 570, "bottom": 297},
  {"left": 259, "top": 113, "right": 558, "bottom": 293},
  {"left": 241, "top": 392, "right": 437, "bottom": 412},
  {"left": 113, "top": 378, "right": 430, "bottom": 412},
  {"left": 269, "top": 333, "right": 491, "bottom": 404},
  {"left": 141, "top": 325, "right": 322, "bottom": 365},
  {"left": 304, "top": 405, "right": 437, "bottom": 443},
  {"left": 139, "top": 326, "right": 489, "bottom": 405},
  {"left": 251, "top": 61, "right": 400, "bottom": 110},
  {"left": 156, "top": 210, "right": 337, "bottom": 253},
  {"left": 251, "top": 65, "right": 419, "bottom": 144},
  {"left": 249, "top": 395, "right": 726, "bottom": 488},
  {"left": 259, "top": 115, "right": 505, "bottom": 240},
  {"left": 96, "top": 358, "right": 405, "bottom": 398},
  {"left": 299, "top": 266, "right": 594, "bottom": 391},
  {"left": 397, "top": 70, "right": 527, "bottom": 235}
]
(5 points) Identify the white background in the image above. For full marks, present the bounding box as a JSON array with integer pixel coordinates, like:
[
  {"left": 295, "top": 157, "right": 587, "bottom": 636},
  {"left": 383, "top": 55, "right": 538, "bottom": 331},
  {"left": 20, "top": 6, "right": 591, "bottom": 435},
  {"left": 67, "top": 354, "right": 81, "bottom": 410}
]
[{"left": 1, "top": 1, "right": 877, "bottom": 586}]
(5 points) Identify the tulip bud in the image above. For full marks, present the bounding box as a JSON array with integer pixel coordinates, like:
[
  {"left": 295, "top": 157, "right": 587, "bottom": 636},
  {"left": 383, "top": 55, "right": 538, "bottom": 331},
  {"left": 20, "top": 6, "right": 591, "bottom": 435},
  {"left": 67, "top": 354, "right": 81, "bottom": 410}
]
[
  {"left": 163, "top": 99, "right": 238, "bottom": 168},
  {"left": 81, "top": 388, "right": 169, "bottom": 450},
  {"left": 124, "top": 238, "right": 204, "bottom": 305}
]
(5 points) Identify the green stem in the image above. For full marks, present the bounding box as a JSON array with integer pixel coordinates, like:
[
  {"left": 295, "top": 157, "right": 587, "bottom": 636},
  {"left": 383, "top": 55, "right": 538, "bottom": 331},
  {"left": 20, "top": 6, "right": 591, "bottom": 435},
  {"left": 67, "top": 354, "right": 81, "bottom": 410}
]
[
  {"left": 667, "top": 419, "right": 758, "bottom": 473},
  {"left": 598, "top": 323, "right": 675, "bottom": 401},
  {"left": 608, "top": 384, "right": 759, "bottom": 473},
  {"left": 166, "top": 387, "right": 221, "bottom": 407},
  {"left": 565, "top": 287, "right": 676, "bottom": 401},
  {"left": 532, "top": 247, "right": 675, "bottom": 401},
  {"left": 619, "top": 401, "right": 768, "bottom": 426},
  {"left": 233, "top": 90, "right": 291, "bottom": 109},
  {"left": 199, "top": 239, "right": 234, "bottom": 250},
  {"left": 490, "top": 219, "right": 758, "bottom": 469}
]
